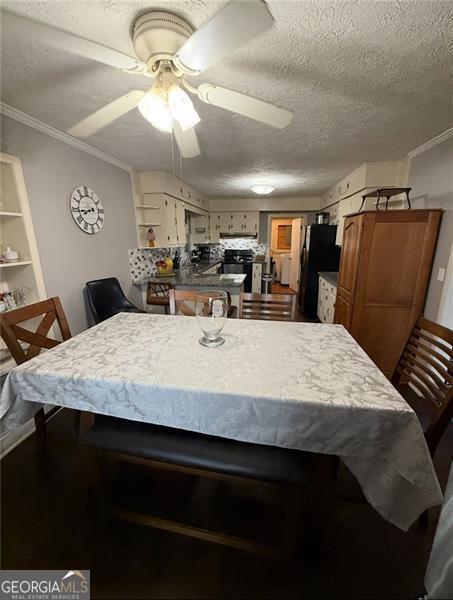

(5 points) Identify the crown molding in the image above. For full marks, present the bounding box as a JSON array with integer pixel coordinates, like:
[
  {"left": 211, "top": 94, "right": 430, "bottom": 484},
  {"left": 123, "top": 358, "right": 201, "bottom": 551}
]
[
  {"left": 408, "top": 126, "right": 453, "bottom": 159},
  {"left": 0, "top": 102, "right": 133, "bottom": 172}
]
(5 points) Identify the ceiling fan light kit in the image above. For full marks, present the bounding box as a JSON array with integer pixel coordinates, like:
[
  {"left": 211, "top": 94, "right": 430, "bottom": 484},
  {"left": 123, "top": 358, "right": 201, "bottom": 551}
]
[{"left": 4, "top": 1, "right": 294, "bottom": 160}]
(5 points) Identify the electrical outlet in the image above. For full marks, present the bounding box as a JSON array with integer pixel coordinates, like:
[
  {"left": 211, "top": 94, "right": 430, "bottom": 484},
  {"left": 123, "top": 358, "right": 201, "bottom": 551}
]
[{"left": 437, "top": 268, "right": 446, "bottom": 282}]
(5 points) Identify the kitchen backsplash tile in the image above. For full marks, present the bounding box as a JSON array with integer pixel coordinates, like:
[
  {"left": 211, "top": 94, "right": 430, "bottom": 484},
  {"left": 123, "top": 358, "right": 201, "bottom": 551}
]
[
  {"left": 130, "top": 239, "right": 268, "bottom": 283},
  {"left": 219, "top": 238, "right": 268, "bottom": 255},
  {"left": 129, "top": 247, "right": 189, "bottom": 283}
]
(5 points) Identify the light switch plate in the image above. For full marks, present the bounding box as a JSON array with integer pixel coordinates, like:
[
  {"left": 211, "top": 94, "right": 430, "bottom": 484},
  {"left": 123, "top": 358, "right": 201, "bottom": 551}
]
[{"left": 437, "top": 268, "right": 446, "bottom": 282}]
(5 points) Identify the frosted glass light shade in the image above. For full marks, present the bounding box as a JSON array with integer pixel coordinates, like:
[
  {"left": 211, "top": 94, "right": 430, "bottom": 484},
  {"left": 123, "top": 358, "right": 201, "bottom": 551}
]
[
  {"left": 251, "top": 185, "right": 275, "bottom": 195},
  {"left": 168, "top": 85, "right": 200, "bottom": 132},
  {"left": 138, "top": 88, "right": 173, "bottom": 133}
]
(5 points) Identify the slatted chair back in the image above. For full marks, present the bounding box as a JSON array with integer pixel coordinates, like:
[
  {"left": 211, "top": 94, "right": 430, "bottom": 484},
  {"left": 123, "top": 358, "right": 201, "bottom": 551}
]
[
  {"left": 392, "top": 315, "right": 453, "bottom": 456},
  {"left": 0, "top": 297, "right": 72, "bottom": 365},
  {"left": 146, "top": 282, "right": 173, "bottom": 307},
  {"left": 169, "top": 289, "right": 233, "bottom": 317},
  {"left": 239, "top": 293, "right": 296, "bottom": 322}
]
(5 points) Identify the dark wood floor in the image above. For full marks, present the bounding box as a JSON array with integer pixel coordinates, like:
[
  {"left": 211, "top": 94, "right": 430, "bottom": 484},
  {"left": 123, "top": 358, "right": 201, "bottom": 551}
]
[
  {"left": 1, "top": 409, "right": 452, "bottom": 600},
  {"left": 271, "top": 283, "right": 297, "bottom": 295}
]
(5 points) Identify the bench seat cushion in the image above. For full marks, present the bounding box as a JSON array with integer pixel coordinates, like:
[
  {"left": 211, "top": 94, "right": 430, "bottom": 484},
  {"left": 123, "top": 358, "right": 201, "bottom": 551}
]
[{"left": 83, "top": 416, "right": 310, "bottom": 487}]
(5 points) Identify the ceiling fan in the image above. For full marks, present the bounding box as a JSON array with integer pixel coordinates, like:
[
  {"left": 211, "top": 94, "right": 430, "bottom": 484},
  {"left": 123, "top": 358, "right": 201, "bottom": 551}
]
[{"left": 3, "top": 1, "right": 293, "bottom": 158}]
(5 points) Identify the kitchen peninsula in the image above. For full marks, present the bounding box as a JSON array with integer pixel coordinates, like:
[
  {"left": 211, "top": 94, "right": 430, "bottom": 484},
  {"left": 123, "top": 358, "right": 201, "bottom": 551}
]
[{"left": 131, "top": 255, "right": 246, "bottom": 314}]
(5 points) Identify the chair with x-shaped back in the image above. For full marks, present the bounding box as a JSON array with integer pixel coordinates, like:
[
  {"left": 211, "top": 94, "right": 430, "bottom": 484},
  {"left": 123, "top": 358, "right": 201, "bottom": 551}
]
[{"left": 0, "top": 297, "right": 72, "bottom": 455}]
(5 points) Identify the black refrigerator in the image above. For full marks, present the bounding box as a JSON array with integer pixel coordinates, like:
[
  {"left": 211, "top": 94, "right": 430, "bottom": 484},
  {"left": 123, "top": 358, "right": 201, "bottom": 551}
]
[{"left": 299, "top": 225, "right": 341, "bottom": 318}]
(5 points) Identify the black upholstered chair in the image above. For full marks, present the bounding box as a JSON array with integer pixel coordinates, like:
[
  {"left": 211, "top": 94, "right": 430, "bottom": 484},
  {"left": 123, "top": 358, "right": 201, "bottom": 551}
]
[{"left": 86, "top": 277, "right": 145, "bottom": 324}]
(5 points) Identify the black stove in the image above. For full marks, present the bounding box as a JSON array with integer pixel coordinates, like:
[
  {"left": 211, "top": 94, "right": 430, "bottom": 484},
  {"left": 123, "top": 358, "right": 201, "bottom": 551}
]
[
  {"left": 222, "top": 249, "right": 255, "bottom": 292},
  {"left": 223, "top": 249, "right": 254, "bottom": 264}
]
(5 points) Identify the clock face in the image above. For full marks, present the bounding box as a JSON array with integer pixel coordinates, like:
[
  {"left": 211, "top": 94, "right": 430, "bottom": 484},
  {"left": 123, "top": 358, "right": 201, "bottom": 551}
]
[{"left": 70, "top": 186, "right": 104, "bottom": 234}]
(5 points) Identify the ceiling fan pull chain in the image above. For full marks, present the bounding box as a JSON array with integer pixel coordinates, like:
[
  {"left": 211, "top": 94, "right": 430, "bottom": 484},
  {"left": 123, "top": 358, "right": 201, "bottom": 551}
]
[{"left": 171, "top": 131, "right": 175, "bottom": 176}]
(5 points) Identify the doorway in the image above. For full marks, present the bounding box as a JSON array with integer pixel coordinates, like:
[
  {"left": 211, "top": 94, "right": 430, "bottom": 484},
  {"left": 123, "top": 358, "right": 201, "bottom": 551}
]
[{"left": 269, "top": 217, "right": 304, "bottom": 292}]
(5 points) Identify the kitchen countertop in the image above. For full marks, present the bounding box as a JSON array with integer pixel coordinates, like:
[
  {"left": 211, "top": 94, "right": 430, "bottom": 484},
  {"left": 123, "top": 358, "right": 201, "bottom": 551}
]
[
  {"left": 318, "top": 271, "right": 339, "bottom": 287},
  {"left": 135, "top": 259, "right": 246, "bottom": 289}
]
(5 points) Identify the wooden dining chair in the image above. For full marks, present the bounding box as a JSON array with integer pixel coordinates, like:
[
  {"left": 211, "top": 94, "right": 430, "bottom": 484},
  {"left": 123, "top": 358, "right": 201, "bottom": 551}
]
[
  {"left": 146, "top": 282, "right": 173, "bottom": 314},
  {"left": 239, "top": 293, "right": 297, "bottom": 322},
  {"left": 391, "top": 315, "right": 453, "bottom": 458},
  {"left": 168, "top": 289, "right": 237, "bottom": 318},
  {"left": 0, "top": 297, "right": 72, "bottom": 455}
]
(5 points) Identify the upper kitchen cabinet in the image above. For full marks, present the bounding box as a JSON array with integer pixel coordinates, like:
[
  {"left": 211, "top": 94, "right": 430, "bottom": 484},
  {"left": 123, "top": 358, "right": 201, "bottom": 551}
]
[
  {"left": 321, "top": 160, "right": 411, "bottom": 245},
  {"left": 137, "top": 193, "right": 186, "bottom": 247},
  {"left": 321, "top": 160, "right": 410, "bottom": 209},
  {"left": 132, "top": 171, "right": 204, "bottom": 247},
  {"left": 209, "top": 212, "right": 259, "bottom": 242},
  {"left": 135, "top": 171, "right": 208, "bottom": 212},
  {"left": 190, "top": 214, "right": 209, "bottom": 244}
]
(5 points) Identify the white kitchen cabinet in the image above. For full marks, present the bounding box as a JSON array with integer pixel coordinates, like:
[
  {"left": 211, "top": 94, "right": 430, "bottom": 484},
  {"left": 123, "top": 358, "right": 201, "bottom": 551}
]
[
  {"left": 335, "top": 192, "right": 366, "bottom": 245},
  {"left": 138, "top": 193, "right": 186, "bottom": 247},
  {"left": 242, "top": 212, "right": 259, "bottom": 233},
  {"left": 191, "top": 213, "right": 209, "bottom": 244},
  {"left": 176, "top": 200, "right": 186, "bottom": 245},
  {"left": 209, "top": 213, "right": 220, "bottom": 242},
  {"left": 137, "top": 171, "right": 208, "bottom": 212},
  {"left": 209, "top": 211, "right": 259, "bottom": 241},
  {"left": 252, "top": 263, "right": 263, "bottom": 293},
  {"left": 320, "top": 160, "right": 410, "bottom": 209},
  {"left": 164, "top": 198, "right": 178, "bottom": 245},
  {"left": 317, "top": 276, "right": 337, "bottom": 324}
]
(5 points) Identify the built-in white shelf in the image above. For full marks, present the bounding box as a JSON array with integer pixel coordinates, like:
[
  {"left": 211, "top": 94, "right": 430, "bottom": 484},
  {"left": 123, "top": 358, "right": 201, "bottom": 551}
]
[
  {"left": 137, "top": 223, "right": 161, "bottom": 227},
  {"left": 0, "top": 260, "right": 33, "bottom": 268},
  {"left": 0, "top": 211, "right": 23, "bottom": 217},
  {"left": 136, "top": 205, "right": 159, "bottom": 209}
]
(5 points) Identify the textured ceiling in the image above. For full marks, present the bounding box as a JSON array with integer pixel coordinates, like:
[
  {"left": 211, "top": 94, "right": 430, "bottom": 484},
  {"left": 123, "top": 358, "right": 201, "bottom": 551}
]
[{"left": 1, "top": 0, "right": 453, "bottom": 198}]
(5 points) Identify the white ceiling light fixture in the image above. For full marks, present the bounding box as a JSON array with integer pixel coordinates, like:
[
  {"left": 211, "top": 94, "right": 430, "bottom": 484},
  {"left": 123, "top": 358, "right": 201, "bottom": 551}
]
[
  {"left": 3, "top": 1, "right": 294, "bottom": 159},
  {"left": 251, "top": 184, "right": 275, "bottom": 195}
]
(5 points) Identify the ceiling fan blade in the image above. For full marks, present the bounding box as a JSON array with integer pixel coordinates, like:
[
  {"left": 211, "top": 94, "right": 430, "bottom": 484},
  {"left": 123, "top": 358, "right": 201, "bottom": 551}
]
[
  {"left": 67, "top": 91, "right": 145, "bottom": 138},
  {"left": 173, "top": 0, "right": 273, "bottom": 75},
  {"left": 2, "top": 10, "right": 147, "bottom": 72},
  {"left": 197, "top": 83, "right": 293, "bottom": 129},
  {"left": 173, "top": 123, "right": 201, "bottom": 158}
]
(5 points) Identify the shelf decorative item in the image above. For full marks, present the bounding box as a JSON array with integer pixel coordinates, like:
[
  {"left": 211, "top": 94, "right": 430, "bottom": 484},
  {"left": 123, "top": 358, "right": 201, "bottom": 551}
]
[{"left": 147, "top": 227, "right": 156, "bottom": 248}]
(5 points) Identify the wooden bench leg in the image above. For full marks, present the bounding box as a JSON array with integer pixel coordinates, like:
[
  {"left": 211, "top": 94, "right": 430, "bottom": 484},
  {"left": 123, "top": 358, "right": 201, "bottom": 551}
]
[
  {"left": 284, "top": 486, "right": 304, "bottom": 557},
  {"left": 78, "top": 411, "right": 95, "bottom": 442},
  {"left": 308, "top": 454, "right": 339, "bottom": 558},
  {"left": 34, "top": 408, "right": 47, "bottom": 460}
]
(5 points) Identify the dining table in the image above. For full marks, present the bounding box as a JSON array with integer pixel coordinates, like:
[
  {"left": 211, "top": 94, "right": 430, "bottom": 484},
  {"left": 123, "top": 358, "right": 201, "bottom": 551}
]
[{"left": 0, "top": 311, "right": 443, "bottom": 530}]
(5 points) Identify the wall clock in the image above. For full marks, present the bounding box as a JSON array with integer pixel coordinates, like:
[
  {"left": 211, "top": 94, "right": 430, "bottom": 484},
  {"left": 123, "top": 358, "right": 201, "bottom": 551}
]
[{"left": 70, "top": 186, "right": 104, "bottom": 234}]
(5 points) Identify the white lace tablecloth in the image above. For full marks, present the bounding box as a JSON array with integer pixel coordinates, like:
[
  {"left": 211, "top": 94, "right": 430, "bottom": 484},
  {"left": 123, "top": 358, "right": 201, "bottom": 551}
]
[{"left": 0, "top": 312, "right": 442, "bottom": 530}]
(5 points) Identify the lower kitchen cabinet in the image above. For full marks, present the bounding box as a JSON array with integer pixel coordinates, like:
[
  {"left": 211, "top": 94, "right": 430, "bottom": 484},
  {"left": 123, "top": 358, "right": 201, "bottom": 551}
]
[
  {"left": 317, "top": 276, "right": 337, "bottom": 324},
  {"left": 252, "top": 263, "right": 263, "bottom": 293}
]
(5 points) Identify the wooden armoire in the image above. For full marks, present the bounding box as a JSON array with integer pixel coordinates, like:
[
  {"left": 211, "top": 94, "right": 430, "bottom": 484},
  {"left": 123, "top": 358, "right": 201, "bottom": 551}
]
[{"left": 334, "top": 209, "right": 442, "bottom": 378}]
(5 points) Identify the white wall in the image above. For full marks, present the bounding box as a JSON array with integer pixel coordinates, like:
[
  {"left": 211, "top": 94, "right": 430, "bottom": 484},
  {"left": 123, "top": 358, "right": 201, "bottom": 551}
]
[
  {"left": 1, "top": 117, "right": 140, "bottom": 334},
  {"left": 408, "top": 135, "right": 453, "bottom": 322}
]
